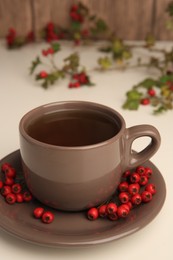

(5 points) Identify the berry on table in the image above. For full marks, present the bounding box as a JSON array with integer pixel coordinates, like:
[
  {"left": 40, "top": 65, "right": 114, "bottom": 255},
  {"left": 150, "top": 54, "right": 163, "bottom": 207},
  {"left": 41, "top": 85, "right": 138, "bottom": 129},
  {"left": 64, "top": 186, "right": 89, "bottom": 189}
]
[
  {"left": 33, "top": 207, "right": 45, "bottom": 219},
  {"left": 117, "top": 205, "right": 130, "bottom": 218},
  {"left": 106, "top": 202, "right": 117, "bottom": 214},
  {"left": 128, "top": 183, "right": 140, "bottom": 195},
  {"left": 12, "top": 183, "right": 22, "bottom": 194},
  {"left": 98, "top": 204, "right": 107, "bottom": 217},
  {"left": 118, "top": 192, "right": 130, "bottom": 203},
  {"left": 118, "top": 181, "right": 129, "bottom": 192},
  {"left": 5, "top": 193, "right": 16, "bottom": 204},
  {"left": 42, "top": 211, "right": 54, "bottom": 224},
  {"left": 39, "top": 71, "right": 48, "bottom": 79},
  {"left": 141, "top": 98, "right": 150, "bottom": 105},
  {"left": 87, "top": 207, "right": 99, "bottom": 220},
  {"left": 145, "top": 184, "right": 156, "bottom": 195},
  {"left": 23, "top": 191, "right": 32, "bottom": 202},
  {"left": 141, "top": 191, "right": 153, "bottom": 203},
  {"left": 148, "top": 88, "right": 156, "bottom": 97},
  {"left": 1, "top": 185, "right": 12, "bottom": 196},
  {"left": 130, "top": 172, "right": 140, "bottom": 183},
  {"left": 131, "top": 193, "right": 142, "bottom": 205},
  {"left": 16, "top": 193, "right": 24, "bottom": 203}
]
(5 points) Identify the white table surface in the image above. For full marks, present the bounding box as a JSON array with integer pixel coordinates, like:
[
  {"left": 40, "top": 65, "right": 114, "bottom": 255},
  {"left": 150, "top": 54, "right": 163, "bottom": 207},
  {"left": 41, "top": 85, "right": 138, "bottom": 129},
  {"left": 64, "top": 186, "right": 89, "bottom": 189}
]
[{"left": 0, "top": 40, "right": 172, "bottom": 259}]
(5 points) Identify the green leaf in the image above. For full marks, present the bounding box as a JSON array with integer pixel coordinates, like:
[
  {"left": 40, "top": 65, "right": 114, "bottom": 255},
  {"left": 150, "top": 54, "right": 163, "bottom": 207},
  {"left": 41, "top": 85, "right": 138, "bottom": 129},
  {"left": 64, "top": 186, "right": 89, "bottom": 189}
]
[
  {"left": 95, "top": 18, "right": 108, "bottom": 32},
  {"left": 159, "top": 75, "right": 173, "bottom": 84},
  {"left": 126, "top": 90, "right": 142, "bottom": 100},
  {"left": 123, "top": 99, "right": 140, "bottom": 110},
  {"left": 138, "top": 78, "right": 157, "bottom": 89},
  {"left": 30, "top": 56, "right": 41, "bottom": 74},
  {"left": 71, "top": 21, "right": 81, "bottom": 31},
  {"left": 51, "top": 42, "right": 61, "bottom": 53}
]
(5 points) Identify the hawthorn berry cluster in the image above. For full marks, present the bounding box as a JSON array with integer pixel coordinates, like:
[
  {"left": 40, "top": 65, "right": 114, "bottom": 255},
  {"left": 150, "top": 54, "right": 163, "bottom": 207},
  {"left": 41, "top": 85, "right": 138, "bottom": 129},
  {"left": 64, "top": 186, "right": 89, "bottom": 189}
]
[
  {"left": 87, "top": 165, "right": 156, "bottom": 221},
  {"left": 6, "top": 28, "right": 34, "bottom": 48},
  {"left": 0, "top": 163, "right": 32, "bottom": 204}
]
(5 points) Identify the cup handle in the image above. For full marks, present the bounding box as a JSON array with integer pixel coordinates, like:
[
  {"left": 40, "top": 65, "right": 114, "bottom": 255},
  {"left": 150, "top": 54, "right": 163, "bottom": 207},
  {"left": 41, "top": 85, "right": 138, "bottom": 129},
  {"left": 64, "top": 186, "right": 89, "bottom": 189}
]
[{"left": 123, "top": 124, "right": 161, "bottom": 169}]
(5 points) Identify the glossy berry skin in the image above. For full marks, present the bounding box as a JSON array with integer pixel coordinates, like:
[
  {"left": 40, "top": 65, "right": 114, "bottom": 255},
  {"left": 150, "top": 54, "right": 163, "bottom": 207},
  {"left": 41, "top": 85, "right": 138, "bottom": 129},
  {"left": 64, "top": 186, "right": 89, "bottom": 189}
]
[
  {"left": 12, "top": 183, "right": 22, "bottom": 194},
  {"left": 87, "top": 208, "right": 99, "bottom": 220},
  {"left": 141, "top": 191, "right": 152, "bottom": 202},
  {"left": 16, "top": 193, "right": 24, "bottom": 203},
  {"left": 117, "top": 205, "right": 130, "bottom": 218},
  {"left": 118, "top": 192, "right": 130, "bottom": 204},
  {"left": 4, "top": 177, "right": 14, "bottom": 186},
  {"left": 108, "top": 212, "right": 118, "bottom": 221},
  {"left": 130, "top": 172, "right": 140, "bottom": 183},
  {"left": 42, "top": 211, "right": 54, "bottom": 224},
  {"left": 33, "top": 207, "right": 44, "bottom": 219},
  {"left": 143, "top": 167, "right": 153, "bottom": 178},
  {"left": 139, "top": 175, "right": 148, "bottom": 186},
  {"left": 5, "top": 167, "right": 16, "bottom": 178},
  {"left": 128, "top": 183, "right": 140, "bottom": 195},
  {"left": 5, "top": 193, "right": 16, "bottom": 204},
  {"left": 23, "top": 191, "right": 32, "bottom": 202},
  {"left": 106, "top": 203, "right": 117, "bottom": 214},
  {"left": 148, "top": 89, "right": 156, "bottom": 97},
  {"left": 136, "top": 166, "right": 145, "bottom": 175},
  {"left": 39, "top": 71, "right": 48, "bottom": 79},
  {"left": 1, "top": 163, "right": 11, "bottom": 173},
  {"left": 0, "top": 180, "right": 3, "bottom": 189},
  {"left": 131, "top": 193, "right": 142, "bottom": 205},
  {"left": 145, "top": 184, "right": 156, "bottom": 195},
  {"left": 1, "top": 185, "right": 12, "bottom": 196},
  {"left": 118, "top": 181, "right": 129, "bottom": 192},
  {"left": 98, "top": 205, "right": 107, "bottom": 217},
  {"left": 141, "top": 98, "right": 150, "bottom": 105}
]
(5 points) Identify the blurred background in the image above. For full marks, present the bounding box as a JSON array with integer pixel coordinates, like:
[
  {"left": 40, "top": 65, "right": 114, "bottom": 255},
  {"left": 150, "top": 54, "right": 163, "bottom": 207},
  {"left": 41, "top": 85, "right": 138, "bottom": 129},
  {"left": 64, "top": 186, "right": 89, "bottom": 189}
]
[{"left": 0, "top": 0, "right": 172, "bottom": 41}]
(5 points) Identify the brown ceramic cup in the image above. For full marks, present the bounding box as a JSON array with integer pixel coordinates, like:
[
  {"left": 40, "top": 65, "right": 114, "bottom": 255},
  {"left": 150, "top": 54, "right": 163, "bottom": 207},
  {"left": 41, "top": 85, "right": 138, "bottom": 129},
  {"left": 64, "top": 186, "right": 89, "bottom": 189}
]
[{"left": 19, "top": 101, "right": 161, "bottom": 211}]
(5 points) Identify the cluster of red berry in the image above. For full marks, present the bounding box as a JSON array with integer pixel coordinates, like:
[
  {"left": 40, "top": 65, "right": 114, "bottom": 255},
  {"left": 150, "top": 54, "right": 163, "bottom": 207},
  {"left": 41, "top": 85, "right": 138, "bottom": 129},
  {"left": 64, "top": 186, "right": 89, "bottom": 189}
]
[
  {"left": 140, "top": 88, "right": 156, "bottom": 106},
  {"left": 33, "top": 207, "right": 54, "bottom": 224},
  {"left": 0, "top": 163, "right": 32, "bottom": 204},
  {"left": 6, "top": 28, "right": 34, "bottom": 48},
  {"left": 45, "top": 22, "right": 64, "bottom": 43},
  {"left": 70, "top": 5, "right": 84, "bottom": 23},
  {"left": 69, "top": 72, "right": 90, "bottom": 88},
  {"left": 87, "top": 165, "right": 156, "bottom": 221}
]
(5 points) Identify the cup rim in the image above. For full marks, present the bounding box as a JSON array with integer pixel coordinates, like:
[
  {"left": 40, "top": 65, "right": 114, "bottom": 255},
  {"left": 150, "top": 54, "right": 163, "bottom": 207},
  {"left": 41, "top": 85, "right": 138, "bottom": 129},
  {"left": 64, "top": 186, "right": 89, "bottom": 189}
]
[{"left": 19, "top": 101, "right": 126, "bottom": 150}]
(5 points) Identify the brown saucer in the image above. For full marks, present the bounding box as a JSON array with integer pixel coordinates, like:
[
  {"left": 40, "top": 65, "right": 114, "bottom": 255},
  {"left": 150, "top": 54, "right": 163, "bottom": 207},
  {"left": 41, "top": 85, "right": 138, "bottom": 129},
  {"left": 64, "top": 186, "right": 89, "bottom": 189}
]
[{"left": 0, "top": 150, "right": 166, "bottom": 248}]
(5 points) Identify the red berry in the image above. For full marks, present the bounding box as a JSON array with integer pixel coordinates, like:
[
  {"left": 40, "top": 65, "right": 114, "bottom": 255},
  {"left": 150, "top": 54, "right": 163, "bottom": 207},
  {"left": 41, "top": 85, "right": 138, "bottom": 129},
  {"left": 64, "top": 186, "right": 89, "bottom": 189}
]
[
  {"left": 5, "top": 167, "right": 16, "bottom": 178},
  {"left": 143, "top": 167, "right": 153, "bottom": 178},
  {"left": 47, "top": 47, "right": 54, "bottom": 55},
  {"left": 1, "top": 163, "right": 11, "bottom": 172},
  {"left": 130, "top": 172, "right": 140, "bottom": 183},
  {"left": 42, "top": 49, "right": 48, "bottom": 56},
  {"left": 12, "top": 183, "right": 22, "bottom": 194},
  {"left": 126, "top": 201, "right": 133, "bottom": 210},
  {"left": 118, "top": 181, "right": 129, "bottom": 192},
  {"left": 23, "top": 191, "right": 32, "bottom": 202},
  {"left": 148, "top": 89, "right": 156, "bottom": 97},
  {"left": 68, "top": 82, "right": 75, "bottom": 88},
  {"left": 1, "top": 185, "right": 12, "bottom": 196},
  {"left": 145, "top": 184, "right": 156, "bottom": 195},
  {"left": 39, "top": 71, "right": 48, "bottom": 79},
  {"left": 42, "top": 211, "right": 54, "bottom": 224},
  {"left": 4, "top": 177, "right": 14, "bottom": 186},
  {"left": 139, "top": 175, "right": 148, "bottom": 186},
  {"left": 131, "top": 193, "right": 142, "bottom": 205},
  {"left": 74, "top": 81, "right": 81, "bottom": 88},
  {"left": 16, "top": 193, "right": 24, "bottom": 203},
  {"left": 87, "top": 207, "right": 99, "bottom": 220},
  {"left": 136, "top": 166, "right": 145, "bottom": 175},
  {"left": 128, "top": 183, "right": 140, "bottom": 195},
  {"left": 108, "top": 212, "right": 118, "bottom": 221},
  {"left": 98, "top": 205, "right": 107, "bottom": 217},
  {"left": 33, "top": 207, "right": 45, "bottom": 219},
  {"left": 71, "top": 5, "right": 78, "bottom": 12},
  {"left": 118, "top": 192, "right": 130, "bottom": 204},
  {"left": 141, "top": 98, "right": 150, "bottom": 105},
  {"left": 106, "top": 202, "right": 117, "bottom": 214},
  {"left": 0, "top": 180, "right": 4, "bottom": 189},
  {"left": 5, "top": 193, "right": 16, "bottom": 204},
  {"left": 117, "top": 205, "right": 130, "bottom": 218},
  {"left": 123, "top": 170, "right": 131, "bottom": 178},
  {"left": 141, "top": 191, "right": 152, "bottom": 202},
  {"left": 78, "top": 73, "right": 88, "bottom": 84}
]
